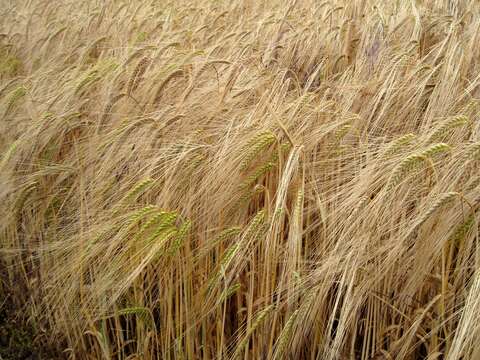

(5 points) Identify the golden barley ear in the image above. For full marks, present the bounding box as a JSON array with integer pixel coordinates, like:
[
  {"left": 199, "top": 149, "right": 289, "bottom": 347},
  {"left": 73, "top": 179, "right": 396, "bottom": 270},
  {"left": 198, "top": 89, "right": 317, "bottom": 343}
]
[
  {"left": 126, "top": 56, "right": 150, "bottom": 96},
  {"left": 334, "top": 122, "right": 352, "bottom": 142},
  {"left": 14, "top": 182, "right": 37, "bottom": 216},
  {"left": 101, "top": 93, "right": 125, "bottom": 124},
  {"left": 152, "top": 68, "right": 185, "bottom": 104},
  {"left": 463, "top": 141, "right": 480, "bottom": 160},
  {"left": 412, "top": 192, "right": 459, "bottom": 232},
  {"left": 80, "top": 36, "right": 108, "bottom": 64}
]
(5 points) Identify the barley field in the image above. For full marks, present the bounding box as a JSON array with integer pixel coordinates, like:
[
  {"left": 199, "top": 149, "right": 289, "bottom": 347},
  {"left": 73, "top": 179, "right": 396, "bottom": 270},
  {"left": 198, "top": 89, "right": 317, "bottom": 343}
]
[{"left": 1, "top": 0, "right": 480, "bottom": 359}]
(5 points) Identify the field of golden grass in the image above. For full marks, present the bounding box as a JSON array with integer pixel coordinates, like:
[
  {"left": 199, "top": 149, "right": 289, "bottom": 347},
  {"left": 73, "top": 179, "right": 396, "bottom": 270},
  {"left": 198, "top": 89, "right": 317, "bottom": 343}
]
[{"left": 1, "top": 0, "right": 480, "bottom": 358}]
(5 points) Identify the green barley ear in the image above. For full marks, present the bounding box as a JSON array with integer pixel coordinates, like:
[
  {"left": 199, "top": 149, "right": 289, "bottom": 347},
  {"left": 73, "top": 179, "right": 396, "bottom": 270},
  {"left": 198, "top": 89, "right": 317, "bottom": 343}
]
[
  {"left": 182, "top": 151, "right": 206, "bottom": 174},
  {"left": 296, "top": 288, "right": 317, "bottom": 326},
  {"left": 278, "top": 142, "right": 292, "bottom": 155},
  {"left": 388, "top": 153, "right": 426, "bottom": 188},
  {"left": 123, "top": 46, "right": 156, "bottom": 68},
  {"left": 197, "top": 226, "right": 242, "bottom": 260},
  {"left": 3, "top": 86, "right": 26, "bottom": 118},
  {"left": 232, "top": 185, "right": 264, "bottom": 215},
  {"left": 220, "top": 244, "right": 239, "bottom": 273},
  {"left": 169, "top": 219, "right": 192, "bottom": 255},
  {"left": 421, "top": 142, "right": 451, "bottom": 158},
  {"left": 0, "top": 52, "right": 22, "bottom": 76},
  {"left": 75, "top": 60, "right": 118, "bottom": 96},
  {"left": 0, "top": 138, "right": 19, "bottom": 169},
  {"left": 273, "top": 206, "right": 285, "bottom": 220},
  {"left": 127, "top": 205, "right": 158, "bottom": 224},
  {"left": 124, "top": 178, "right": 154, "bottom": 203},
  {"left": 135, "top": 32, "right": 148, "bottom": 44},
  {"left": 241, "top": 161, "right": 275, "bottom": 189},
  {"left": 201, "top": 226, "right": 242, "bottom": 256},
  {"left": 219, "top": 282, "right": 241, "bottom": 302},
  {"left": 207, "top": 243, "right": 240, "bottom": 292},
  {"left": 41, "top": 111, "right": 55, "bottom": 121},
  {"left": 273, "top": 309, "right": 299, "bottom": 360},
  {"left": 144, "top": 224, "right": 177, "bottom": 248},
  {"left": 14, "top": 182, "right": 37, "bottom": 215},
  {"left": 449, "top": 213, "right": 475, "bottom": 246},
  {"left": 241, "top": 142, "right": 290, "bottom": 189},
  {"left": 243, "top": 209, "right": 267, "bottom": 241},
  {"left": 233, "top": 305, "right": 275, "bottom": 358},
  {"left": 388, "top": 143, "right": 450, "bottom": 188},
  {"left": 113, "top": 179, "right": 154, "bottom": 215},
  {"left": 75, "top": 68, "right": 100, "bottom": 95},
  {"left": 383, "top": 133, "right": 416, "bottom": 157},
  {"left": 0, "top": 78, "right": 17, "bottom": 99},
  {"left": 111, "top": 307, "right": 154, "bottom": 330},
  {"left": 241, "top": 131, "right": 277, "bottom": 170},
  {"left": 334, "top": 123, "right": 352, "bottom": 141},
  {"left": 429, "top": 115, "right": 469, "bottom": 141},
  {"left": 97, "top": 58, "right": 120, "bottom": 74},
  {"left": 215, "top": 226, "right": 242, "bottom": 243},
  {"left": 135, "top": 211, "right": 177, "bottom": 241},
  {"left": 64, "top": 112, "right": 82, "bottom": 123}
]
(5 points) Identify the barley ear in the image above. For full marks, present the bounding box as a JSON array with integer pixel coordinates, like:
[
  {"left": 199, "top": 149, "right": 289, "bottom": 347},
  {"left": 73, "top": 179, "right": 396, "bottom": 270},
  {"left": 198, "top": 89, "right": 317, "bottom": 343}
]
[
  {"left": 127, "top": 57, "right": 150, "bottom": 96},
  {"left": 241, "top": 131, "right": 277, "bottom": 170},
  {"left": 273, "top": 309, "right": 299, "bottom": 360},
  {"left": 232, "top": 305, "right": 275, "bottom": 358}
]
